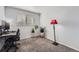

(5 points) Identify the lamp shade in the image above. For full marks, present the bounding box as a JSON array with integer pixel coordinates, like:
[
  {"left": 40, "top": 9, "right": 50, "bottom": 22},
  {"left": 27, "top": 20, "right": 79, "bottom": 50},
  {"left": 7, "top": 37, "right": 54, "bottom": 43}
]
[{"left": 50, "top": 19, "right": 58, "bottom": 24}]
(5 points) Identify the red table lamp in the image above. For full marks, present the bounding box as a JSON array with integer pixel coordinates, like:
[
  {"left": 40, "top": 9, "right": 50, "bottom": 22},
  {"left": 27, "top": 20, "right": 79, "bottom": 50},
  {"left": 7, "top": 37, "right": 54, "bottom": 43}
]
[{"left": 50, "top": 19, "right": 59, "bottom": 45}]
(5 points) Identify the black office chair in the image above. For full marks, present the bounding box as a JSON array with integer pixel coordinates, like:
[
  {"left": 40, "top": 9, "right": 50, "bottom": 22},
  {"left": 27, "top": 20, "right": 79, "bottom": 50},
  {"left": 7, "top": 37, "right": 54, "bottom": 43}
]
[
  {"left": 1, "top": 29, "right": 20, "bottom": 52},
  {"left": 9, "top": 29, "right": 20, "bottom": 52}
]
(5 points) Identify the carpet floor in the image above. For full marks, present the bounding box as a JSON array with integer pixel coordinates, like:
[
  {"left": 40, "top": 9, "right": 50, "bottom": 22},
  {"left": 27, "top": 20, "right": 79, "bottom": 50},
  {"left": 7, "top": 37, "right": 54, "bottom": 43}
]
[{"left": 16, "top": 37, "right": 78, "bottom": 52}]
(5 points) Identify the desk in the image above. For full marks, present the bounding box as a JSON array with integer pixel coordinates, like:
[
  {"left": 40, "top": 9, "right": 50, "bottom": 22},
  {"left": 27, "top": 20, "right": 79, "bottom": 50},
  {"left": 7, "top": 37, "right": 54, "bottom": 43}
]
[
  {"left": 0, "top": 31, "right": 16, "bottom": 51},
  {"left": 0, "top": 32, "right": 16, "bottom": 37}
]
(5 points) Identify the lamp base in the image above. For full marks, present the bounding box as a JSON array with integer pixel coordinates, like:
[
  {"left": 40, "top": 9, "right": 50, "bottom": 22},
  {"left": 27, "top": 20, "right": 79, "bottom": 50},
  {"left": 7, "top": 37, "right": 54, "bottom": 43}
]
[{"left": 52, "top": 42, "right": 59, "bottom": 46}]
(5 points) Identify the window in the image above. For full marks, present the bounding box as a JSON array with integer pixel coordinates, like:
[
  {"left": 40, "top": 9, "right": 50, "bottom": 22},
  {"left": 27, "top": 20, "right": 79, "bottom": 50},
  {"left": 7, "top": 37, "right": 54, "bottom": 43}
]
[{"left": 5, "top": 6, "right": 40, "bottom": 26}]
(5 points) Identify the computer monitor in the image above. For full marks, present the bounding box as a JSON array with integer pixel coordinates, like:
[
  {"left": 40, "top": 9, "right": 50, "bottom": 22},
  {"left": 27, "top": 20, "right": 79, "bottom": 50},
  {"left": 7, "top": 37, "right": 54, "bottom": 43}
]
[{"left": 4, "top": 22, "right": 10, "bottom": 31}]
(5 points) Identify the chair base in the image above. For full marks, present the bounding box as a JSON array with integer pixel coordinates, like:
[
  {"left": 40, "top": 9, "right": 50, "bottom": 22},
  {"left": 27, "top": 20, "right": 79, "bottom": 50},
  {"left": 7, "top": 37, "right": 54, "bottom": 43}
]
[{"left": 52, "top": 42, "right": 59, "bottom": 46}]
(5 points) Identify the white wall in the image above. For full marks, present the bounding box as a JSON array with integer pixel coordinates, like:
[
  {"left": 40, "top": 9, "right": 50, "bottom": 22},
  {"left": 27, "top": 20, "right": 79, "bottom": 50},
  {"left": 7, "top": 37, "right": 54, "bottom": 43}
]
[
  {"left": 0, "top": 6, "right": 5, "bottom": 20},
  {"left": 35, "top": 6, "right": 79, "bottom": 51},
  {"left": 0, "top": 6, "right": 5, "bottom": 25},
  {"left": 12, "top": 6, "right": 37, "bottom": 13}
]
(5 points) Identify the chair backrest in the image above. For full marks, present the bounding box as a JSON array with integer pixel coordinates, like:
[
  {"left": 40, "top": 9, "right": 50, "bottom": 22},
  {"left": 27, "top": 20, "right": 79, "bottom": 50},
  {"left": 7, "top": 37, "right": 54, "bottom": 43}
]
[
  {"left": 0, "top": 26, "right": 2, "bottom": 35},
  {"left": 16, "top": 29, "right": 20, "bottom": 40}
]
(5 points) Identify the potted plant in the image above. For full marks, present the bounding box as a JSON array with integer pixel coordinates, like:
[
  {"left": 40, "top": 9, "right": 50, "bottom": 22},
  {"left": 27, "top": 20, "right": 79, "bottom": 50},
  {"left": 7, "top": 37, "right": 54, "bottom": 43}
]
[
  {"left": 31, "top": 28, "right": 35, "bottom": 33},
  {"left": 40, "top": 27, "right": 44, "bottom": 38}
]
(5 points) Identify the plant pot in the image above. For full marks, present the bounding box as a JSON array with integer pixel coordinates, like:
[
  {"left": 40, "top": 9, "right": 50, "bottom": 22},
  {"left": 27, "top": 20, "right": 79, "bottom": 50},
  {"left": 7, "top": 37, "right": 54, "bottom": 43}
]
[{"left": 40, "top": 33, "right": 44, "bottom": 38}]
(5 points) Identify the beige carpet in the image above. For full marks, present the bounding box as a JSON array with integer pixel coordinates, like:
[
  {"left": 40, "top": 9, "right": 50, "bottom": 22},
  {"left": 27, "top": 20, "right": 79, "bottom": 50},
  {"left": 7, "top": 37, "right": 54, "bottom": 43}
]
[{"left": 16, "top": 37, "right": 78, "bottom": 52}]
